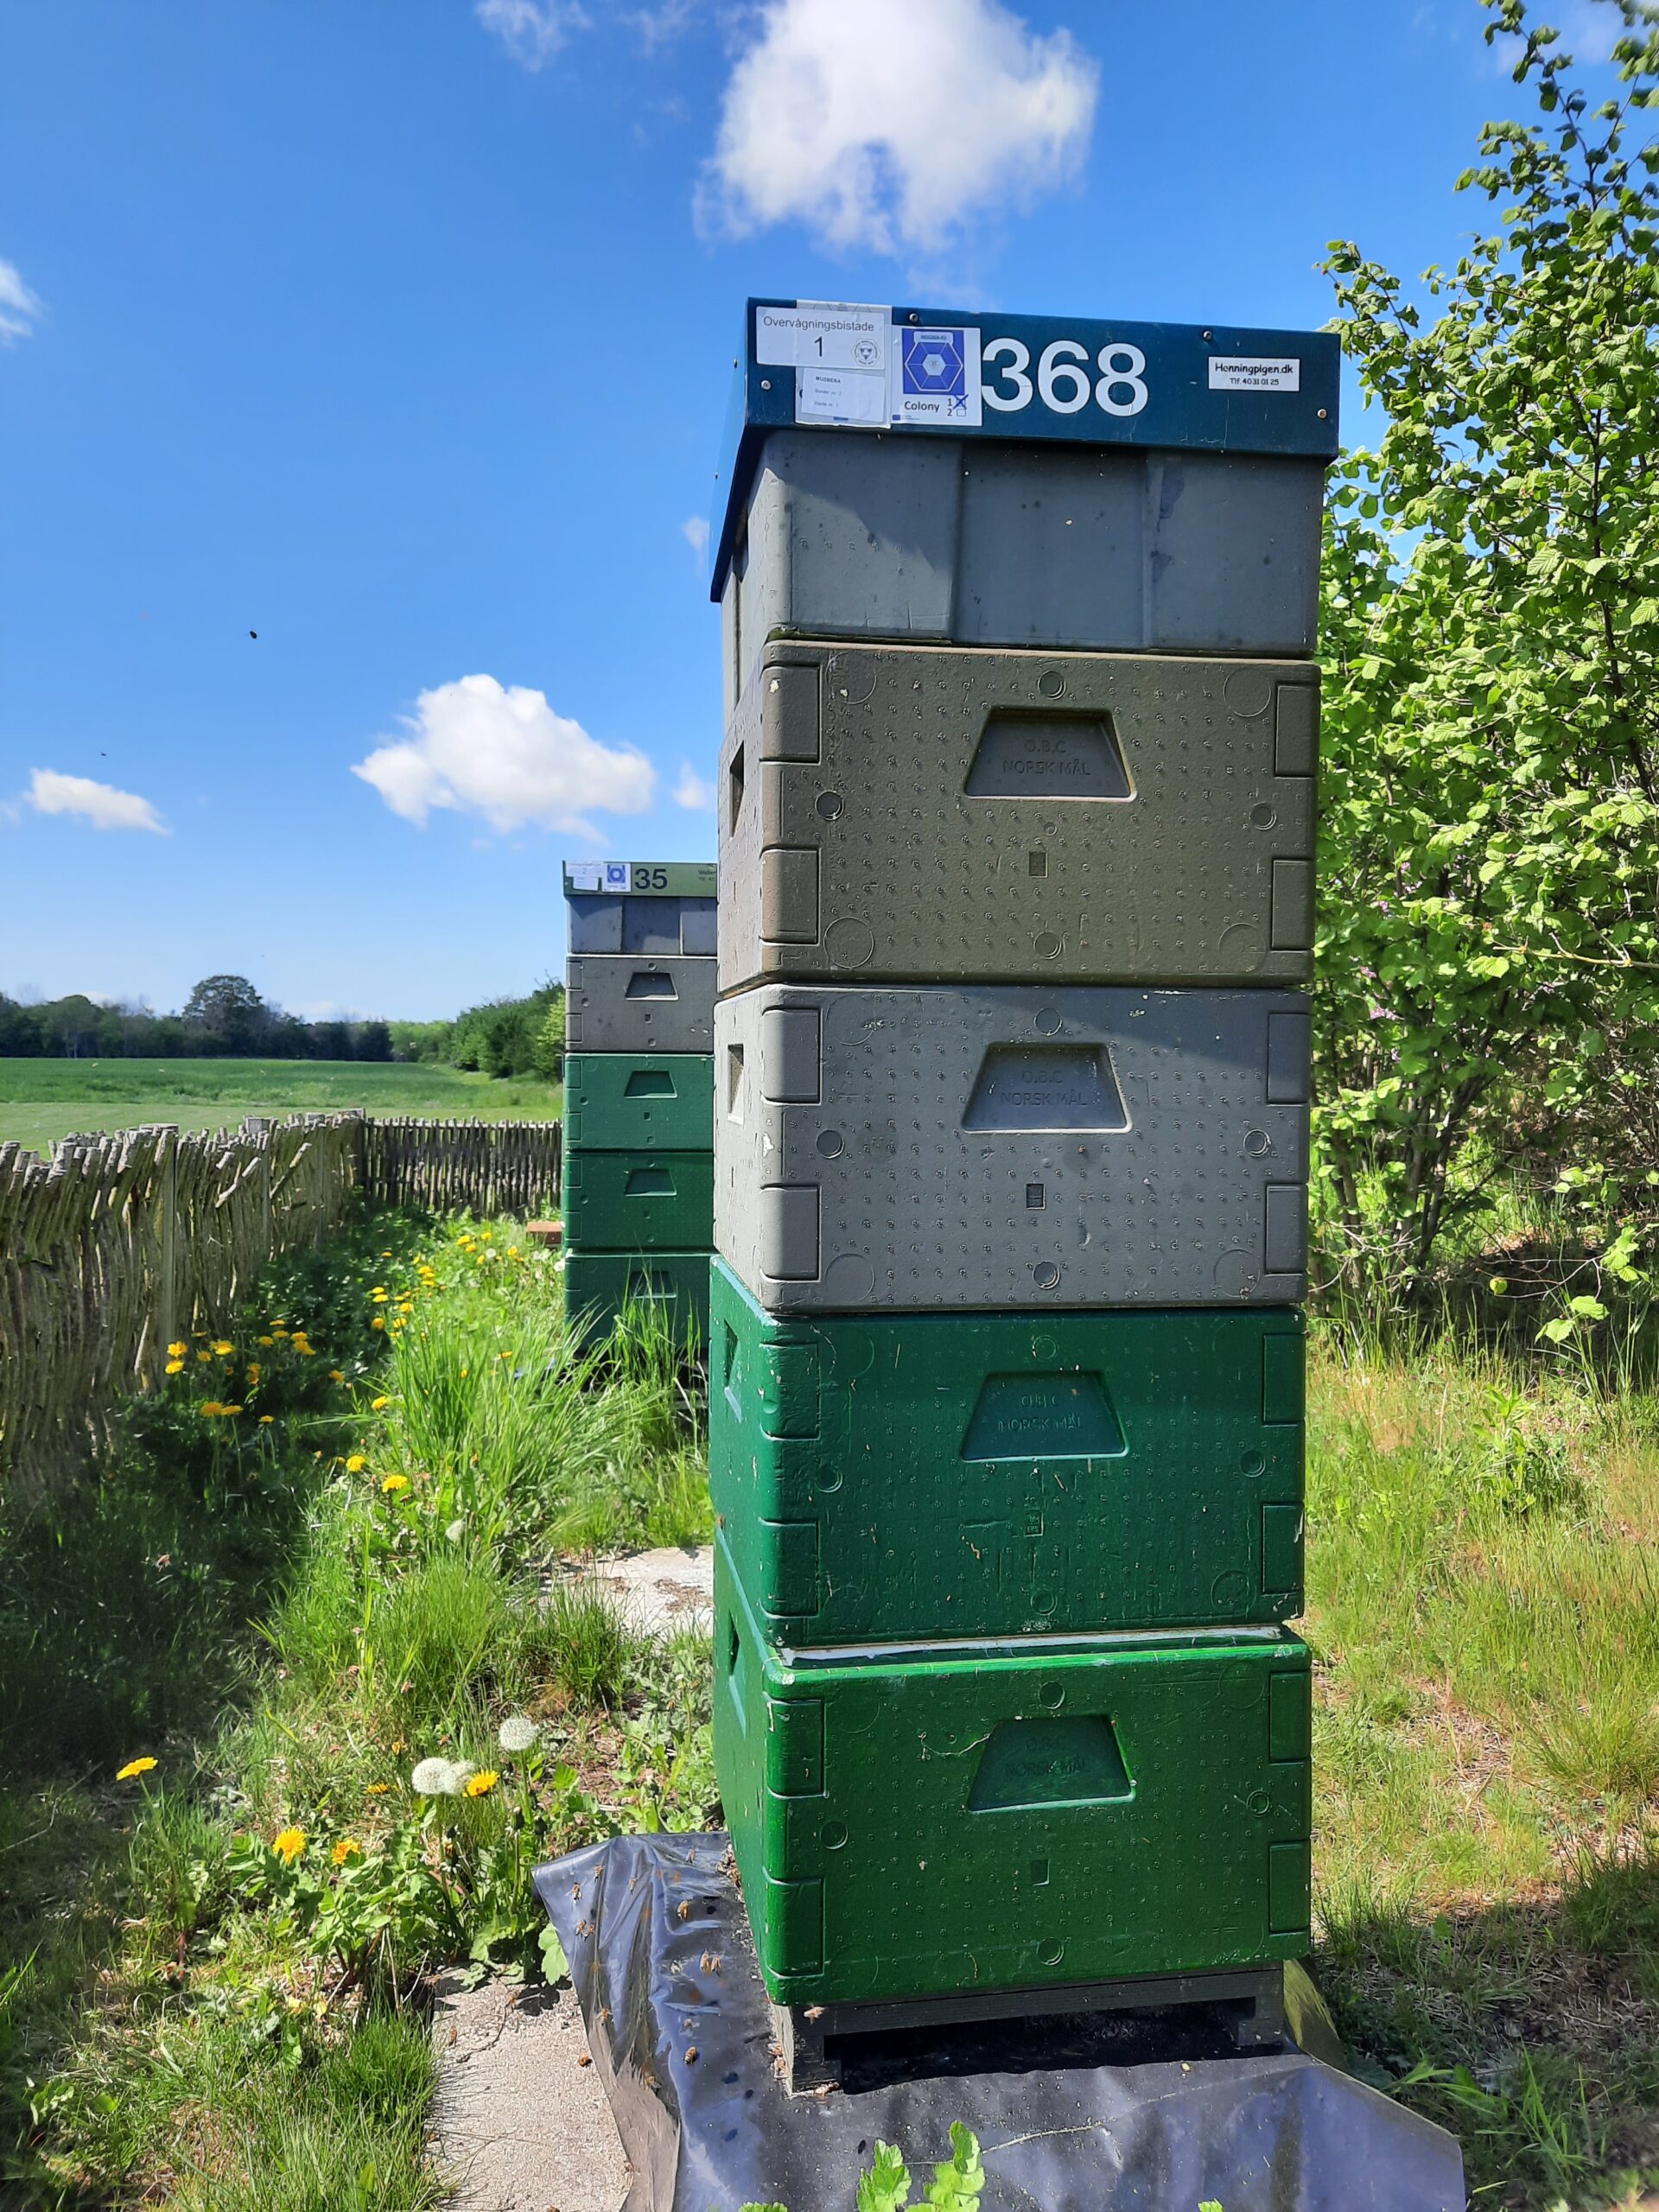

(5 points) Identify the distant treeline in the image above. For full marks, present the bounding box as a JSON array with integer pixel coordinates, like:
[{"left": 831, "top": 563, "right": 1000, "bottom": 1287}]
[
  {"left": 0, "top": 973, "right": 564, "bottom": 1079},
  {"left": 391, "top": 982, "right": 563, "bottom": 1081}
]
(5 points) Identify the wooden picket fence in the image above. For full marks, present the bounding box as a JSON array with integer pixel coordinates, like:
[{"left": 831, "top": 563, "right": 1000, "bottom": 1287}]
[{"left": 0, "top": 1113, "right": 563, "bottom": 1501}]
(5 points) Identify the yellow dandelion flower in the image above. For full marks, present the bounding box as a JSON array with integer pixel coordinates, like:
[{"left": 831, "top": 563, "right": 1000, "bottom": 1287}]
[
  {"left": 459, "top": 1366, "right": 468, "bottom": 1379},
  {"left": 272, "top": 1826, "right": 306, "bottom": 1864},
  {"left": 259, "top": 1415, "right": 274, "bottom": 1426},
  {"left": 258, "top": 1335, "right": 274, "bottom": 1347},
  {"left": 195, "top": 1351, "right": 212, "bottom": 1363},
  {"left": 329, "top": 1369, "right": 345, "bottom": 1382},
  {"left": 116, "top": 1756, "right": 157, "bottom": 1781},
  {"left": 273, "top": 1326, "right": 289, "bottom": 1338},
  {"left": 165, "top": 1358, "right": 185, "bottom": 1376},
  {"left": 366, "top": 1782, "right": 390, "bottom": 1796},
  {"left": 167, "top": 1341, "right": 188, "bottom": 1358},
  {"left": 464, "top": 1770, "right": 499, "bottom": 1799},
  {"left": 332, "top": 1838, "right": 362, "bottom": 1866},
  {"left": 346, "top": 1454, "right": 368, "bottom": 1473},
  {"left": 371, "top": 1317, "right": 385, "bottom": 1332},
  {"left": 371, "top": 1395, "right": 391, "bottom": 1413},
  {"left": 221, "top": 1405, "right": 245, "bottom": 1416},
  {"left": 380, "top": 1473, "right": 409, "bottom": 1495},
  {"left": 200, "top": 1402, "right": 226, "bottom": 1417},
  {"left": 212, "top": 1340, "right": 234, "bottom": 1357}
]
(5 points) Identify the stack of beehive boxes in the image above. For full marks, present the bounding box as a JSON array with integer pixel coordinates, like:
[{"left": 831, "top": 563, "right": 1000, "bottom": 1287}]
[
  {"left": 709, "top": 300, "right": 1338, "bottom": 2025},
  {"left": 561, "top": 860, "right": 718, "bottom": 1346}
]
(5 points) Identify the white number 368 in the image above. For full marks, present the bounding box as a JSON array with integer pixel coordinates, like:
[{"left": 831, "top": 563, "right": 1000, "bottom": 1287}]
[{"left": 981, "top": 336, "right": 1148, "bottom": 419}]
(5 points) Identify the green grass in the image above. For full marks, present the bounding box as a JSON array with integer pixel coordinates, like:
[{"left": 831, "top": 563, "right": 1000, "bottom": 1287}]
[
  {"left": 0, "top": 1210, "right": 709, "bottom": 2207},
  {"left": 0, "top": 1058, "right": 561, "bottom": 1155},
  {"left": 1306, "top": 1336, "right": 1659, "bottom": 2204},
  {"left": 9, "top": 1209, "right": 1659, "bottom": 2207}
]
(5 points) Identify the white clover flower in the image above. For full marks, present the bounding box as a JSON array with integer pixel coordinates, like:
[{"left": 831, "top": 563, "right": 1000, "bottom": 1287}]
[
  {"left": 498, "top": 1715, "right": 539, "bottom": 1754},
  {"left": 412, "top": 1757, "right": 461, "bottom": 1796}
]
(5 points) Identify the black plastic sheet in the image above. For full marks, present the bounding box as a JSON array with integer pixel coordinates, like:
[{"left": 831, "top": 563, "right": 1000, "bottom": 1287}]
[{"left": 534, "top": 1833, "right": 1465, "bottom": 2212}]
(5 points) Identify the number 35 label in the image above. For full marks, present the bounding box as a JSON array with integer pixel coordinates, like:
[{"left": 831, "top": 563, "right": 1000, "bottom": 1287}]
[{"left": 982, "top": 335, "right": 1150, "bottom": 419}]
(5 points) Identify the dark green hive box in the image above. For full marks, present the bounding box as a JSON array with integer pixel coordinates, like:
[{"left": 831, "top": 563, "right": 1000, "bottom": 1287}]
[
  {"left": 709, "top": 1262, "right": 1303, "bottom": 1641},
  {"left": 563, "top": 1053, "right": 715, "bottom": 1153},
  {"left": 562, "top": 1149, "right": 715, "bottom": 1254},
  {"left": 563, "top": 1251, "right": 710, "bottom": 1350},
  {"left": 714, "top": 1537, "right": 1313, "bottom": 2007}
]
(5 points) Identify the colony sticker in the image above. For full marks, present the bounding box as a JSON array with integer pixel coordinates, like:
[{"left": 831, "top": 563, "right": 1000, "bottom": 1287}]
[{"left": 893, "top": 324, "right": 983, "bottom": 427}]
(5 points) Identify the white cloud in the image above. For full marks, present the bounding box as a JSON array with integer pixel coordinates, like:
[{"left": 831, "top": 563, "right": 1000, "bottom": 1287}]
[
  {"left": 1486, "top": 0, "right": 1621, "bottom": 71},
  {"left": 698, "top": 0, "right": 1098, "bottom": 257},
  {"left": 0, "top": 258, "right": 42, "bottom": 346},
  {"left": 475, "top": 0, "right": 590, "bottom": 70},
  {"left": 23, "top": 769, "right": 168, "bottom": 833},
  {"left": 353, "top": 672, "right": 656, "bottom": 836},
  {"left": 681, "top": 514, "right": 710, "bottom": 563},
  {"left": 632, "top": 0, "right": 700, "bottom": 51},
  {"left": 673, "top": 761, "right": 716, "bottom": 811}
]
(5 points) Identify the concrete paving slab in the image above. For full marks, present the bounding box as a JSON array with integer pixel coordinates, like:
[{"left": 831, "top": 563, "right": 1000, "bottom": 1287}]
[
  {"left": 432, "top": 1971, "right": 628, "bottom": 2212},
  {"left": 547, "top": 1546, "right": 714, "bottom": 1641}
]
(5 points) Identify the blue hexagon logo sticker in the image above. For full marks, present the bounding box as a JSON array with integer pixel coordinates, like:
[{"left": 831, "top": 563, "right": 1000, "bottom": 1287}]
[{"left": 901, "top": 327, "right": 967, "bottom": 398}]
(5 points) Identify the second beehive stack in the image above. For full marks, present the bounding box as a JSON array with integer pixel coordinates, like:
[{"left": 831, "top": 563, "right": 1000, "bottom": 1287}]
[{"left": 562, "top": 860, "right": 717, "bottom": 1346}]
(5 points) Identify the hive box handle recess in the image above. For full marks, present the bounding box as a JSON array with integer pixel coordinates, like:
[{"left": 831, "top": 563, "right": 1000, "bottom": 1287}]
[
  {"left": 962, "top": 1044, "right": 1130, "bottom": 1132},
  {"left": 963, "top": 711, "right": 1134, "bottom": 801}
]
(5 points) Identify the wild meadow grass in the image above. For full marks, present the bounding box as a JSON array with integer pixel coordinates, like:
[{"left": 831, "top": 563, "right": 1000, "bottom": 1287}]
[
  {"left": 4, "top": 1209, "right": 1659, "bottom": 2209},
  {"left": 1306, "top": 1330, "right": 1659, "bottom": 2206},
  {"left": 0, "top": 1208, "right": 710, "bottom": 2208}
]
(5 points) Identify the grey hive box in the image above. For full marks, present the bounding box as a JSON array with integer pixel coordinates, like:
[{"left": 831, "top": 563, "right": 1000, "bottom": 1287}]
[
  {"left": 564, "top": 955, "right": 716, "bottom": 1055},
  {"left": 566, "top": 893, "right": 717, "bottom": 957},
  {"left": 714, "top": 306, "right": 1339, "bottom": 703},
  {"left": 714, "top": 982, "right": 1310, "bottom": 1313},
  {"left": 721, "top": 433, "right": 1328, "bottom": 706},
  {"left": 719, "top": 641, "right": 1317, "bottom": 991}
]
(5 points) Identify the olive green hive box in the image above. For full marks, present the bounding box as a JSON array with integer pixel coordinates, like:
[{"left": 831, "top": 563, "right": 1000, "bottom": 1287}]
[
  {"left": 709, "top": 1260, "right": 1304, "bottom": 1643},
  {"left": 562, "top": 1150, "right": 715, "bottom": 1255},
  {"left": 563, "top": 1054, "right": 715, "bottom": 1154},
  {"left": 715, "top": 982, "right": 1311, "bottom": 1312},
  {"left": 720, "top": 642, "right": 1317, "bottom": 991},
  {"left": 714, "top": 1537, "right": 1313, "bottom": 2007},
  {"left": 563, "top": 1251, "right": 711, "bottom": 1348}
]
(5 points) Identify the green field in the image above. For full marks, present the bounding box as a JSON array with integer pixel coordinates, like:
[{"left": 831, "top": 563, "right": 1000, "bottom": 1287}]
[{"left": 0, "top": 1058, "right": 561, "bottom": 1156}]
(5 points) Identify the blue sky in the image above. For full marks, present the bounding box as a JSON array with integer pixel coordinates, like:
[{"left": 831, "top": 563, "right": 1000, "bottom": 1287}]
[{"left": 0, "top": 0, "right": 1624, "bottom": 1020}]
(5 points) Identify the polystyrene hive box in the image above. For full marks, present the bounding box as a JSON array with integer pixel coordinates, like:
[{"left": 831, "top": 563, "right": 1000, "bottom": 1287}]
[
  {"left": 565, "top": 956, "right": 715, "bottom": 1055},
  {"left": 714, "top": 1536, "right": 1313, "bottom": 2007},
  {"left": 562, "top": 1149, "right": 715, "bottom": 1255},
  {"left": 721, "top": 432, "right": 1326, "bottom": 708},
  {"left": 563, "top": 1251, "right": 711, "bottom": 1350},
  {"left": 719, "top": 644, "right": 1316, "bottom": 991},
  {"left": 708, "top": 1260, "right": 1304, "bottom": 1643},
  {"left": 563, "top": 1054, "right": 715, "bottom": 1153},
  {"left": 715, "top": 983, "right": 1310, "bottom": 1312},
  {"left": 566, "top": 893, "right": 717, "bottom": 957}
]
